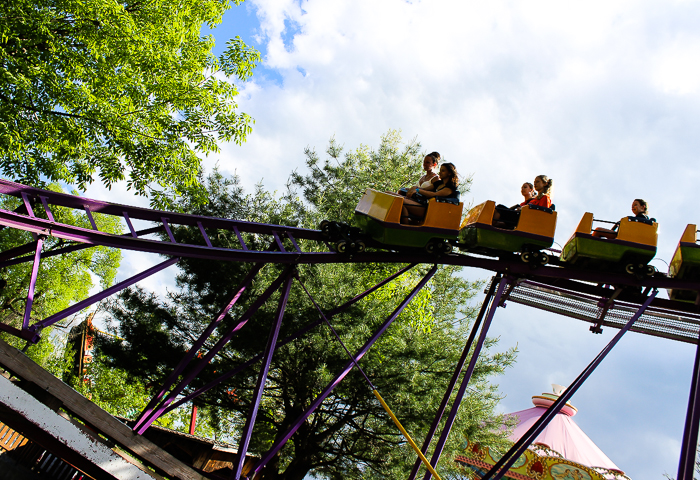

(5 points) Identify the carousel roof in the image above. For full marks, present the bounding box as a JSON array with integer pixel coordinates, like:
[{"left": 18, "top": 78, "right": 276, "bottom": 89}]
[{"left": 506, "top": 386, "right": 622, "bottom": 472}]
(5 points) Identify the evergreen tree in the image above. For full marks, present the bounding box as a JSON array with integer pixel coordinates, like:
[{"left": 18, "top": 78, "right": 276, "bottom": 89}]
[{"left": 101, "top": 131, "right": 516, "bottom": 479}]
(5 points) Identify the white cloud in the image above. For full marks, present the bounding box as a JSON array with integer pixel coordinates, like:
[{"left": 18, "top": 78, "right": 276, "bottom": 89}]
[
  {"left": 66, "top": 1, "right": 700, "bottom": 478},
  {"left": 201, "top": 2, "right": 700, "bottom": 478}
]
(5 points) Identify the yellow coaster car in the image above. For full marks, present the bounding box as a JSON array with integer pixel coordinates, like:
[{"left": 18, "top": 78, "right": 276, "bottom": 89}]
[
  {"left": 561, "top": 212, "right": 658, "bottom": 274},
  {"left": 354, "top": 189, "right": 463, "bottom": 252},
  {"left": 458, "top": 201, "right": 557, "bottom": 261},
  {"left": 668, "top": 224, "right": 700, "bottom": 302}
]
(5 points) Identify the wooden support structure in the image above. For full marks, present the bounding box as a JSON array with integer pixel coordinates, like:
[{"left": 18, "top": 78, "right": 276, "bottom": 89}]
[{"left": 0, "top": 338, "right": 206, "bottom": 480}]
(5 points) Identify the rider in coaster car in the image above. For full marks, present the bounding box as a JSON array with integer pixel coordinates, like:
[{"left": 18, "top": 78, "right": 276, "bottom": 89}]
[
  {"left": 492, "top": 175, "right": 553, "bottom": 229},
  {"left": 401, "top": 163, "right": 460, "bottom": 225},
  {"left": 397, "top": 152, "right": 441, "bottom": 196},
  {"left": 593, "top": 199, "right": 652, "bottom": 239}
]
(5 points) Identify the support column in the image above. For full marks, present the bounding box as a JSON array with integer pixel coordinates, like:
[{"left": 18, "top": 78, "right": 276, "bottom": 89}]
[
  {"left": 22, "top": 238, "right": 43, "bottom": 330},
  {"left": 249, "top": 265, "right": 438, "bottom": 478},
  {"left": 422, "top": 276, "right": 509, "bottom": 480},
  {"left": 408, "top": 274, "right": 500, "bottom": 480},
  {"left": 233, "top": 274, "right": 293, "bottom": 480},
  {"left": 135, "top": 266, "right": 292, "bottom": 434},
  {"left": 163, "top": 264, "right": 417, "bottom": 414},
  {"left": 481, "top": 289, "right": 658, "bottom": 480},
  {"left": 676, "top": 327, "right": 700, "bottom": 480}
]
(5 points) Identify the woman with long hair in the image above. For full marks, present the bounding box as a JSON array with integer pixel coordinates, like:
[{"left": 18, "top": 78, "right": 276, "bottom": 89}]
[{"left": 401, "top": 162, "right": 460, "bottom": 223}]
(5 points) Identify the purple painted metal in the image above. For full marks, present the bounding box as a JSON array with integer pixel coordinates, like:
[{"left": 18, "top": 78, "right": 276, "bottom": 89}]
[
  {"left": 421, "top": 276, "right": 509, "bottom": 480},
  {"left": 0, "top": 321, "right": 35, "bottom": 341},
  {"left": 0, "top": 179, "right": 324, "bottom": 242},
  {"left": 0, "top": 241, "right": 39, "bottom": 263},
  {"left": 287, "top": 233, "right": 302, "bottom": 253},
  {"left": 676, "top": 328, "right": 700, "bottom": 480},
  {"left": 0, "top": 226, "right": 164, "bottom": 270},
  {"left": 162, "top": 264, "right": 418, "bottom": 414},
  {"left": 233, "top": 226, "right": 248, "bottom": 251},
  {"left": 20, "top": 193, "right": 34, "bottom": 217},
  {"left": 84, "top": 207, "right": 98, "bottom": 230},
  {"left": 233, "top": 274, "right": 294, "bottom": 480},
  {"left": 7, "top": 202, "right": 700, "bottom": 292},
  {"left": 250, "top": 265, "right": 438, "bottom": 477},
  {"left": 272, "top": 232, "right": 286, "bottom": 252},
  {"left": 197, "top": 222, "right": 212, "bottom": 247},
  {"left": 407, "top": 275, "right": 501, "bottom": 480},
  {"left": 133, "top": 263, "right": 266, "bottom": 432},
  {"left": 135, "top": 266, "right": 295, "bottom": 434},
  {"left": 38, "top": 196, "right": 54, "bottom": 222},
  {"left": 23, "top": 238, "right": 43, "bottom": 330},
  {"left": 480, "top": 289, "right": 659, "bottom": 480},
  {"left": 296, "top": 273, "right": 376, "bottom": 388},
  {"left": 161, "top": 218, "right": 175, "bottom": 242},
  {"left": 30, "top": 257, "right": 181, "bottom": 332},
  {"left": 123, "top": 211, "right": 137, "bottom": 237}
]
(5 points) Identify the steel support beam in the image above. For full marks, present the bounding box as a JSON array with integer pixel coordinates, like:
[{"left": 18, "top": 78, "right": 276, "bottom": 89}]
[
  {"left": 480, "top": 289, "right": 658, "bottom": 480},
  {"left": 677, "top": 326, "right": 700, "bottom": 480},
  {"left": 233, "top": 274, "right": 293, "bottom": 480},
  {"left": 135, "top": 266, "right": 294, "bottom": 434},
  {"left": 32, "top": 257, "right": 180, "bottom": 333},
  {"left": 408, "top": 274, "right": 500, "bottom": 480},
  {"left": 422, "top": 276, "right": 508, "bottom": 480},
  {"left": 22, "top": 238, "right": 43, "bottom": 331},
  {"left": 250, "top": 265, "right": 438, "bottom": 478},
  {"left": 164, "top": 264, "right": 417, "bottom": 414},
  {"left": 133, "top": 263, "right": 264, "bottom": 431}
]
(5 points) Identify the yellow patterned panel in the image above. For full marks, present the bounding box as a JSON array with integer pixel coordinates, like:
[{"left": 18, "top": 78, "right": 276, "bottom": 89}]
[
  {"left": 616, "top": 217, "right": 658, "bottom": 247},
  {"left": 422, "top": 200, "right": 464, "bottom": 230},
  {"left": 515, "top": 206, "right": 557, "bottom": 237},
  {"left": 355, "top": 189, "right": 403, "bottom": 224},
  {"left": 461, "top": 200, "right": 496, "bottom": 228}
]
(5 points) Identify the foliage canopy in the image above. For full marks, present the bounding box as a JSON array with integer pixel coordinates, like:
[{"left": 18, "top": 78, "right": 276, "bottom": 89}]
[{"left": 0, "top": 0, "right": 260, "bottom": 208}]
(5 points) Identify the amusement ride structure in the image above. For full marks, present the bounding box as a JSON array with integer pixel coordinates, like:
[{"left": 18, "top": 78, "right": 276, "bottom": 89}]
[{"left": 0, "top": 178, "right": 699, "bottom": 480}]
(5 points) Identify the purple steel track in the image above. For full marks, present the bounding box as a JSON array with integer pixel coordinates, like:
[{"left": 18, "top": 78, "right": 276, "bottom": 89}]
[{"left": 3, "top": 179, "right": 700, "bottom": 479}]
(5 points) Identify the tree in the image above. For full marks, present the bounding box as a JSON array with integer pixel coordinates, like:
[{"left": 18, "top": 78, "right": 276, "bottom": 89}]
[
  {"left": 0, "top": 0, "right": 260, "bottom": 208},
  {"left": 101, "top": 132, "right": 516, "bottom": 479},
  {"left": 0, "top": 184, "right": 122, "bottom": 369}
]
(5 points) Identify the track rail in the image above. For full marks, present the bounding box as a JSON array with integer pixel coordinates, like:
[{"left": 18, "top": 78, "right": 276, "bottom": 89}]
[{"left": 2, "top": 179, "right": 700, "bottom": 479}]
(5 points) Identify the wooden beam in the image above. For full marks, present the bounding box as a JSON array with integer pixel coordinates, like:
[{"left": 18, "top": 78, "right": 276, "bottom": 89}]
[{"left": 0, "top": 338, "right": 206, "bottom": 480}]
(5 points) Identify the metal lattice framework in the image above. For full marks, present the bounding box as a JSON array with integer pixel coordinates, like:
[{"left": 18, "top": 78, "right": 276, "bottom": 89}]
[{"left": 0, "top": 178, "right": 699, "bottom": 480}]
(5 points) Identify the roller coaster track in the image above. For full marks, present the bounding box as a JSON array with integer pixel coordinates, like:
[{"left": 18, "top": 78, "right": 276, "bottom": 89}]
[{"left": 0, "top": 178, "right": 698, "bottom": 480}]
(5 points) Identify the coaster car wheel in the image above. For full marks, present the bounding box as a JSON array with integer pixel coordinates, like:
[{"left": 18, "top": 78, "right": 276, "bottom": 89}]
[
  {"left": 336, "top": 240, "right": 348, "bottom": 254},
  {"left": 440, "top": 242, "right": 453, "bottom": 254},
  {"left": 355, "top": 240, "right": 366, "bottom": 253},
  {"left": 646, "top": 265, "right": 656, "bottom": 276},
  {"left": 539, "top": 253, "right": 549, "bottom": 265},
  {"left": 521, "top": 252, "right": 532, "bottom": 263},
  {"left": 625, "top": 264, "right": 635, "bottom": 275},
  {"left": 425, "top": 241, "right": 437, "bottom": 255}
]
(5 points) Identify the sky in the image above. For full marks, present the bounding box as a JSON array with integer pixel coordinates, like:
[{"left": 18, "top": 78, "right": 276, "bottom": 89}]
[{"left": 84, "top": 0, "right": 700, "bottom": 478}]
